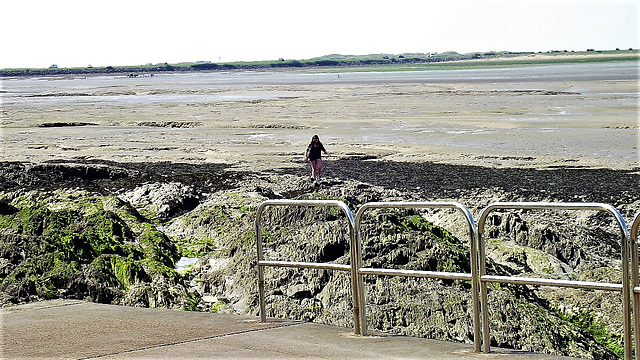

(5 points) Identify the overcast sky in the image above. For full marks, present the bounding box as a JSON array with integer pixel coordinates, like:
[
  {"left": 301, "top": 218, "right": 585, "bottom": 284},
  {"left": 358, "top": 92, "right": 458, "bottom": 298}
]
[{"left": 1, "top": 0, "right": 637, "bottom": 69}]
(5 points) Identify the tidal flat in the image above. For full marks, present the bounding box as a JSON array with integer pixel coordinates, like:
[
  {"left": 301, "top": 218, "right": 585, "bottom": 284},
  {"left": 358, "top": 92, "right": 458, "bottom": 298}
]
[{"left": 1, "top": 60, "right": 637, "bottom": 170}]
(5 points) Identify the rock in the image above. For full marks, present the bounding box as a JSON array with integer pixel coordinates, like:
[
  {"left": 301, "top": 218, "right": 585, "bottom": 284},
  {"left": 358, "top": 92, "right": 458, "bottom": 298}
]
[
  {"left": 0, "top": 189, "right": 188, "bottom": 309},
  {"left": 1, "top": 159, "right": 636, "bottom": 359},
  {"left": 118, "top": 182, "right": 200, "bottom": 220},
  {"left": 201, "top": 295, "right": 217, "bottom": 303}
]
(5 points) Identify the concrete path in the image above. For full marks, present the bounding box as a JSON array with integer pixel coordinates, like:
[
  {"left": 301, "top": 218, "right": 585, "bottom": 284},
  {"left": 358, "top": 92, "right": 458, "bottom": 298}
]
[{"left": 2, "top": 300, "right": 578, "bottom": 359}]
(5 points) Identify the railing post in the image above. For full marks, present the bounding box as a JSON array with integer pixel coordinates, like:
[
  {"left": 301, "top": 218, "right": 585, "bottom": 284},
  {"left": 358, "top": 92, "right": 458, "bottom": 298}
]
[
  {"left": 255, "top": 202, "right": 268, "bottom": 322},
  {"left": 255, "top": 199, "right": 360, "bottom": 334},
  {"left": 631, "top": 212, "right": 640, "bottom": 359},
  {"left": 477, "top": 202, "right": 631, "bottom": 359},
  {"left": 477, "top": 204, "right": 492, "bottom": 354}
]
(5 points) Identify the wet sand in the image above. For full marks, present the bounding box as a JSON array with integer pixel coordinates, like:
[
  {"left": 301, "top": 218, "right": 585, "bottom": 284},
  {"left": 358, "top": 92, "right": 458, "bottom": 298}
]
[{"left": 1, "top": 61, "right": 638, "bottom": 171}]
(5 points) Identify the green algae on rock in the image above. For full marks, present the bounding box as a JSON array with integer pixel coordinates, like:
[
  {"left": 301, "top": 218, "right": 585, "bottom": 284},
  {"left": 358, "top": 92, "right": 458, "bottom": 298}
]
[
  {"left": 0, "top": 162, "right": 633, "bottom": 359},
  {"left": 0, "top": 190, "right": 189, "bottom": 308}
]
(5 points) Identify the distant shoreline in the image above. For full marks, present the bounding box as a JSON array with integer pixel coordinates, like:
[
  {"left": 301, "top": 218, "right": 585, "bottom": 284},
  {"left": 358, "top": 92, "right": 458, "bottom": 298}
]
[{"left": 1, "top": 50, "right": 637, "bottom": 77}]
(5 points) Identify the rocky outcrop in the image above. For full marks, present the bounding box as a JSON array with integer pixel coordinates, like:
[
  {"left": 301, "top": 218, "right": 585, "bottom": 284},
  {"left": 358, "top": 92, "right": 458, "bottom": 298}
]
[
  {"left": 118, "top": 182, "right": 200, "bottom": 221},
  {"left": 0, "top": 189, "right": 191, "bottom": 309},
  {"left": 1, "top": 159, "right": 637, "bottom": 359},
  {"left": 169, "top": 175, "right": 622, "bottom": 359}
]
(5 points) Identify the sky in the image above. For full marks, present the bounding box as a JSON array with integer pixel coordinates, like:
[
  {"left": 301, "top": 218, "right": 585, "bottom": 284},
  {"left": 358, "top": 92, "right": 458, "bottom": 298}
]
[{"left": 1, "top": 0, "right": 638, "bottom": 69}]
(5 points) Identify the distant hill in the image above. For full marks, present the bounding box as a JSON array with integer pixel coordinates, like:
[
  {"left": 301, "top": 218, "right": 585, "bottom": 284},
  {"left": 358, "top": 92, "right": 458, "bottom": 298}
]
[{"left": 1, "top": 49, "right": 637, "bottom": 77}]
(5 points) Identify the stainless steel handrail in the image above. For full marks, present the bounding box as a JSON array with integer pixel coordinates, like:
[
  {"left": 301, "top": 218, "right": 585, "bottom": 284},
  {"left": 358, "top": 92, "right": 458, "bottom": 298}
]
[
  {"left": 631, "top": 211, "right": 640, "bottom": 359},
  {"left": 255, "top": 199, "right": 361, "bottom": 334},
  {"left": 354, "top": 201, "right": 481, "bottom": 352},
  {"left": 477, "top": 202, "right": 632, "bottom": 359},
  {"left": 255, "top": 199, "right": 635, "bottom": 357}
]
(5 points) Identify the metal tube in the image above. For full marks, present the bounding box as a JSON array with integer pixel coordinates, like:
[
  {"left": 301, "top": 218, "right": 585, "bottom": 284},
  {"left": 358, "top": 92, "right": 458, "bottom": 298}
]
[
  {"left": 259, "top": 260, "right": 351, "bottom": 271},
  {"left": 254, "top": 199, "right": 359, "bottom": 334},
  {"left": 354, "top": 201, "right": 479, "bottom": 350},
  {"left": 354, "top": 204, "right": 369, "bottom": 336},
  {"left": 477, "top": 202, "right": 631, "bottom": 359},
  {"left": 466, "top": 208, "right": 482, "bottom": 353},
  {"left": 480, "top": 274, "right": 489, "bottom": 353},
  {"left": 631, "top": 212, "right": 640, "bottom": 359},
  {"left": 481, "top": 275, "right": 623, "bottom": 292},
  {"left": 346, "top": 210, "right": 362, "bottom": 335},
  {"left": 359, "top": 267, "right": 472, "bottom": 281},
  {"left": 255, "top": 201, "right": 267, "bottom": 322},
  {"left": 478, "top": 212, "right": 490, "bottom": 353},
  {"left": 355, "top": 216, "right": 366, "bottom": 336},
  {"left": 619, "top": 209, "right": 633, "bottom": 360}
]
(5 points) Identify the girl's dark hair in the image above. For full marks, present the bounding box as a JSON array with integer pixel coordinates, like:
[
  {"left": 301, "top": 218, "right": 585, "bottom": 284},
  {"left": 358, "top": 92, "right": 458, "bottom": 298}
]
[{"left": 308, "top": 135, "right": 321, "bottom": 147}]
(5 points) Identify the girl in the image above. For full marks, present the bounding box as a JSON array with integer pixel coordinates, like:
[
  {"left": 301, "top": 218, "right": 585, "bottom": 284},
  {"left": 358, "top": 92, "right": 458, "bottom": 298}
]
[{"left": 304, "top": 135, "right": 330, "bottom": 182}]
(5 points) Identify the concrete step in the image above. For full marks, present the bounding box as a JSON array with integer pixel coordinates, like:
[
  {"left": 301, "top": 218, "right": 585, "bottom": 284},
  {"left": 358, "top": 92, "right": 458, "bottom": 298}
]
[{"left": 1, "top": 300, "right": 579, "bottom": 359}]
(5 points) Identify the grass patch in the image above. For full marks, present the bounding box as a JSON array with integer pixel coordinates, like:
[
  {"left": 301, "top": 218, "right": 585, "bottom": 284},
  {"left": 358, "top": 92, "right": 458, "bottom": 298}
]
[
  {"left": 6, "top": 50, "right": 634, "bottom": 73},
  {"left": 559, "top": 309, "right": 624, "bottom": 358},
  {"left": 330, "top": 55, "right": 639, "bottom": 73},
  {"left": 175, "top": 237, "right": 218, "bottom": 257}
]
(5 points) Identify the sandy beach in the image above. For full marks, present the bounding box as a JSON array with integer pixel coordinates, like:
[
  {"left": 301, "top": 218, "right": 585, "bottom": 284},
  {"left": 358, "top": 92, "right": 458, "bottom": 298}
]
[{"left": 1, "top": 61, "right": 638, "bottom": 171}]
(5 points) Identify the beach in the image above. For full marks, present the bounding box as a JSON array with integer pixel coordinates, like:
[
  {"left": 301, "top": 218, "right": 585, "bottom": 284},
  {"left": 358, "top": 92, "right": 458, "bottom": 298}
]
[{"left": 1, "top": 61, "right": 638, "bottom": 171}]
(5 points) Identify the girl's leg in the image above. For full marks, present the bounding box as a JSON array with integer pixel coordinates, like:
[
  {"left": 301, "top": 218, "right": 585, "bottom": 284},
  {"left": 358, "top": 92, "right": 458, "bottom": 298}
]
[
  {"left": 315, "top": 159, "right": 322, "bottom": 179},
  {"left": 310, "top": 160, "right": 318, "bottom": 179}
]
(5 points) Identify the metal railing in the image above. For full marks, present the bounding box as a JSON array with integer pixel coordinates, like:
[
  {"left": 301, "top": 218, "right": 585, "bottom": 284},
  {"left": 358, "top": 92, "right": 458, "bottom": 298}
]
[
  {"left": 255, "top": 199, "right": 362, "bottom": 334},
  {"left": 255, "top": 199, "right": 637, "bottom": 359},
  {"left": 631, "top": 211, "right": 640, "bottom": 358},
  {"left": 353, "top": 201, "right": 481, "bottom": 352},
  {"left": 477, "top": 202, "right": 632, "bottom": 359}
]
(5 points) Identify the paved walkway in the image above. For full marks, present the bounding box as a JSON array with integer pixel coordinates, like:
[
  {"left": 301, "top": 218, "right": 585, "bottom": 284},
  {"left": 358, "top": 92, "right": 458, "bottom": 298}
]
[{"left": 2, "top": 300, "right": 578, "bottom": 359}]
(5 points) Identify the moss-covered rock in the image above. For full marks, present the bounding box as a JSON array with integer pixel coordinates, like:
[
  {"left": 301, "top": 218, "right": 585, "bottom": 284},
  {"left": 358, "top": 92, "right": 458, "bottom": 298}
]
[
  {"left": 0, "top": 161, "right": 633, "bottom": 359},
  {"left": 168, "top": 175, "right": 622, "bottom": 359},
  {"left": 0, "top": 190, "right": 186, "bottom": 308}
]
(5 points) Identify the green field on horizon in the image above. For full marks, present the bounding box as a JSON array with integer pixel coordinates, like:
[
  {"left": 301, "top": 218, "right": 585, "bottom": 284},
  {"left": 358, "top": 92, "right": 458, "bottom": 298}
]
[{"left": 2, "top": 49, "right": 637, "bottom": 72}]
